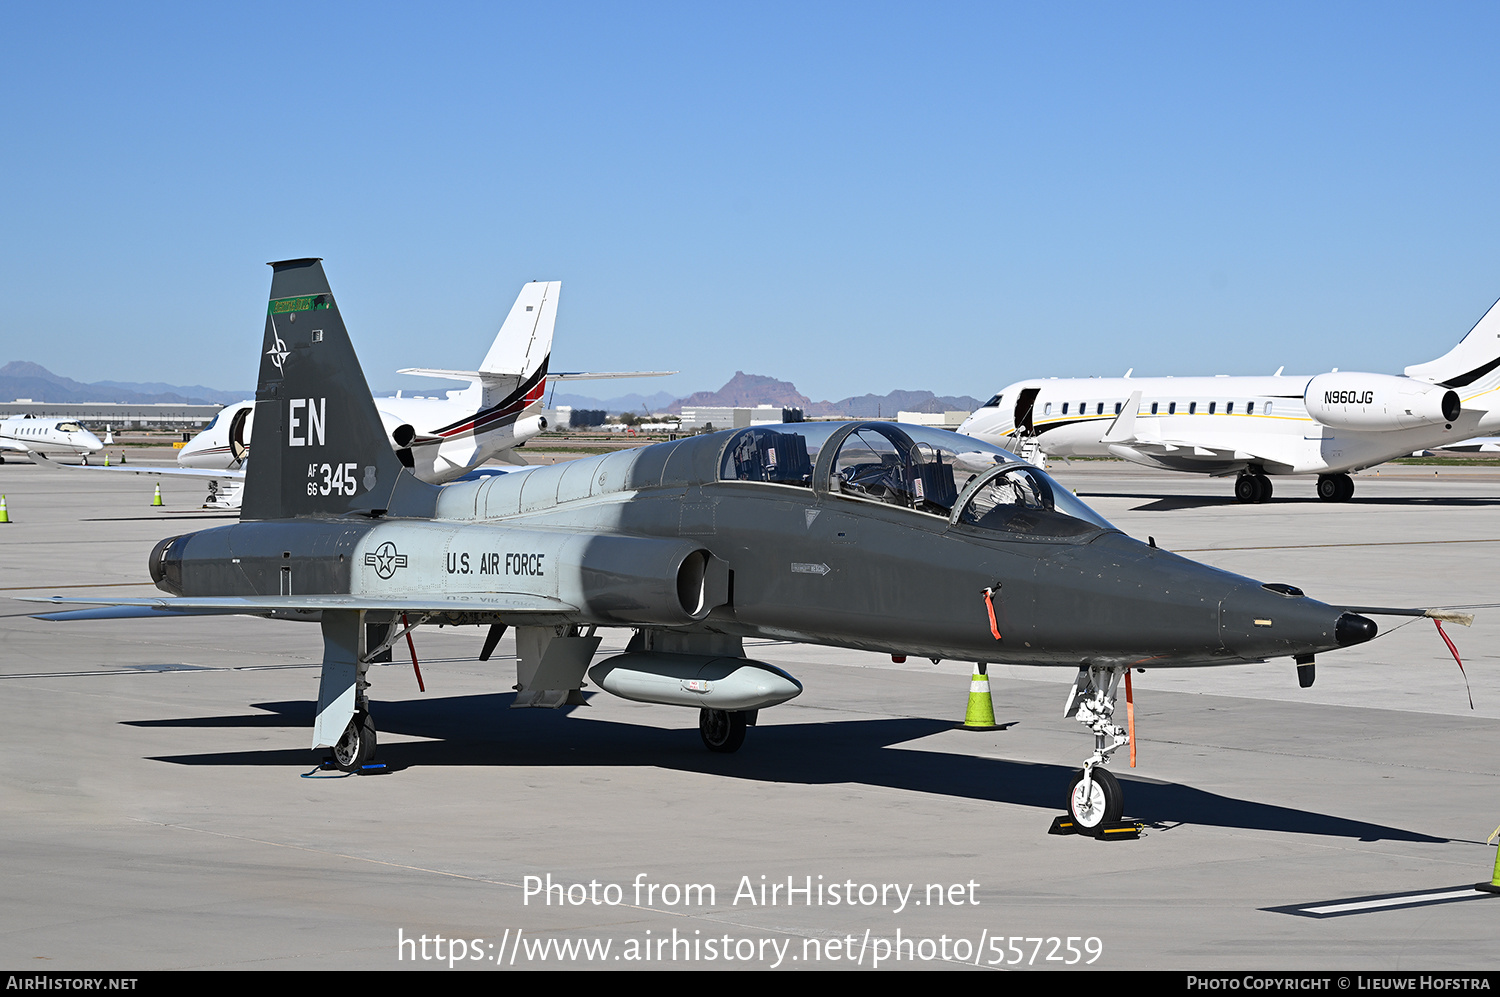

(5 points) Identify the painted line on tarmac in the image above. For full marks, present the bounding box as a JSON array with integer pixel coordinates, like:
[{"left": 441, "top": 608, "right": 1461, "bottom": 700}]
[
  {"left": 1267, "top": 885, "right": 1498, "bottom": 918},
  {"left": 1177, "top": 538, "right": 1500, "bottom": 552}
]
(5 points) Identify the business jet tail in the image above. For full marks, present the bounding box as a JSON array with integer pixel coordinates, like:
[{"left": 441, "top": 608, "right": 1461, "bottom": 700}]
[{"left": 1405, "top": 296, "right": 1500, "bottom": 391}]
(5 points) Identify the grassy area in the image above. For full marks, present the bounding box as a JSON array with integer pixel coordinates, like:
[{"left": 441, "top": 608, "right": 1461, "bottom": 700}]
[{"left": 1390, "top": 455, "right": 1500, "bottom": 465}]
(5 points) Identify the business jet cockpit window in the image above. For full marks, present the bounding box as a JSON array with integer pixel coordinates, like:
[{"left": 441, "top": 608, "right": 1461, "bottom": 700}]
[{"left": 57, "top": 423, "right": 84, "bottom": 433}]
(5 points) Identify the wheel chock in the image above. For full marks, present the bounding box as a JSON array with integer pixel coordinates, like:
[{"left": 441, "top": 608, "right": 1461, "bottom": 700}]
[
  {"left": 1048, "top": 815, "right": 1143, "bottom": 840},
  {"left": 317, "top": 756, "right": 391, "bottom": 775},
  {"left": 958, "top": 667, "right": 1004, "bottom": 731}
]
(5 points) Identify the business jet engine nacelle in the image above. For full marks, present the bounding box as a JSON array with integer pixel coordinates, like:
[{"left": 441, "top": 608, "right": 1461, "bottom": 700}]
[{"left": 1304, "top": 373, "right": 1461, "bottom": 432}]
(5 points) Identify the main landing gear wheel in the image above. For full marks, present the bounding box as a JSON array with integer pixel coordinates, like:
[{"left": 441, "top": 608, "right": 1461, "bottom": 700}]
[
  {"left": 1233, "top": 474, "right": 1273, "bottom": 503},
  {"left": 699, "top": 708, "right": 746, "bottom": 753},
  {"left": 1068, "top": 768, "right": 1123, "bottom": 830},
  {"left": 1317, "top": 473, "right": 1354, "bottom": 502},
  {"left": 333, "top": 711, "right": 377, "bottom": 771}
]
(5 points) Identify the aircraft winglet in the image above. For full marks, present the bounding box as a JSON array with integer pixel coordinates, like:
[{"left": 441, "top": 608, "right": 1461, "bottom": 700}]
[{"left": 1100, "top": 390, "right": 1143, "bottom": 445}]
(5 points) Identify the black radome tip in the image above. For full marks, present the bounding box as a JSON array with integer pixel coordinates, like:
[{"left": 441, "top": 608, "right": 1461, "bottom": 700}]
[{"left": 1335, "top": 613, "right": 1378, "bottom": 646}]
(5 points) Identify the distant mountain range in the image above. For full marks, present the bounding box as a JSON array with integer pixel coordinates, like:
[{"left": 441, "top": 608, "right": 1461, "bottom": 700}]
[
  {"left": 3, "top": 361, "right": 981, "bottom": 419},
  {"left": 558, "top": 371, "right": 982, "bottom": 418},
  {"left": 0, "top": 362, "right": 251, "bottom": 406}
]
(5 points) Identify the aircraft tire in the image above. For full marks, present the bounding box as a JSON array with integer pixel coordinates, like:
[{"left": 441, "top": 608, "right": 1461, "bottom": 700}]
[
  {"left": 1234, "top": 475, "right": 1258, "bottom": 503},
  {"left": 1318, "top": 474, "right": 1354, "bottom": 502},
  {"left": 1067, "top": 768, "right": 1123, "bottom": 830},
  {"left": 333, "top": 711, "right": 377, "bottom": 772},
  {"left": 699, "top": 708, "right": 747, "bottom": 754},
  {"left": 1255, "top": 475, "right": 1273, "bottom": 502}
]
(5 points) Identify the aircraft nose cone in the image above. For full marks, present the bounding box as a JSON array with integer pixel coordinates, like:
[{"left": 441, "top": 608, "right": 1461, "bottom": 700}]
[{"left": 1335, "top": 612, "right": 1378, "bottom": 646}]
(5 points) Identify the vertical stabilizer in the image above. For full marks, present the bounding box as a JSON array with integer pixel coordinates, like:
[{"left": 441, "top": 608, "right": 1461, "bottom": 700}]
[
  {"left": 1405, "top": 296, "right": 1500, "bottom": 392},
  {"left": 479, "top": 280, "right": 559, "bottom": 380},
  {"left": 241, "top": 259, "right": 437, "bottom": 521}
]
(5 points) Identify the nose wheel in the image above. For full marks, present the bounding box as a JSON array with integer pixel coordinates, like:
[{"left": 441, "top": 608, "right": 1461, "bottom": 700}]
[{"left": 1068, "top": 767, "right": 1123, "bottom": 829}]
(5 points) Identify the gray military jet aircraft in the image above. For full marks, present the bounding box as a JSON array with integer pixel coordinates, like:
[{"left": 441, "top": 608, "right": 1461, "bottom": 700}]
[{"left": 34, "top": 259, "right": 1423, "bottom": 833}]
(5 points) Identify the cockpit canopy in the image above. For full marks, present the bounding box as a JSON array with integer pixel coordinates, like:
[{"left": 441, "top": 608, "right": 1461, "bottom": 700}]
[{"left": 719, "top": 421, "right": 1113, "bottom": 538}]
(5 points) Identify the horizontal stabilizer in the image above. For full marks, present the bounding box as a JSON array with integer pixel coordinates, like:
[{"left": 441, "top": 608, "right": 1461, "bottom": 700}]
[
  {"left": 397, "top": 368, "right": 675, "bottom": 382},
  {"left": 547, "top": 370, "right": 676, "bottom": 381}
]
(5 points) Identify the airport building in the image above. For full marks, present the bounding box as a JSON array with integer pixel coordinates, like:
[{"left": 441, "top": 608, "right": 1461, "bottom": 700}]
[
  {"left": 896, "top": 410, "right": 972, "bottom": 429},
  {"left": 679, "top": 405, "right": 804, "bottom": 431},
  {"left": 0, "top": 401, "right": 224, "bottom": 429}
]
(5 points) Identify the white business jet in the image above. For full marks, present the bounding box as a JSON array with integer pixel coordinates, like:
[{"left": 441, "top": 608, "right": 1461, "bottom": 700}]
[
  {"left": 959, "top": 296, "right": 1500, "bottom": 502},
  {"left": 0, "top": 415, "right": 104, "bottom": 463},
  {"left": 64, "top": 280, "right": 669, "bottom": 508}
]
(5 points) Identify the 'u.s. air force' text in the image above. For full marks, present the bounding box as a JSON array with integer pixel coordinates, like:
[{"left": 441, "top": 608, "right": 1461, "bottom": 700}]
[{"left": 446, "top": 552, "right": 546, "bottom": 576}]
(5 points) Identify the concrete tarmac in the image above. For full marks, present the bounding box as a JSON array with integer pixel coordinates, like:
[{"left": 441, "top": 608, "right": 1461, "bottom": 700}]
[{"left": 1, "top": 460, "right": 1497, "bottom": 971}]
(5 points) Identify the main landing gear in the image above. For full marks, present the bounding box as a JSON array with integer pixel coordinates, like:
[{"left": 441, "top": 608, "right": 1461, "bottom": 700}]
[
  {"left": 333, "top": 710, "right": 377, "bottom": 771},
  {"left": 1234, "top": 472, "right": 1273, "bottom": 504},
  {"left": 1317, "top": 473, "right": 1354, "bottom": 502},
  {"left": 1062, "top": 666, "right": 1130, "bottom": 832},
  {"left": 699, "top": 708, "right": 748, "bottom": 753}
]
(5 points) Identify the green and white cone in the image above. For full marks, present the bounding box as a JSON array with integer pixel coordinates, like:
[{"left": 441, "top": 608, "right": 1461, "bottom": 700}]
[{"left": 960, "top": 667, "right": 1003, "bottom": 732}]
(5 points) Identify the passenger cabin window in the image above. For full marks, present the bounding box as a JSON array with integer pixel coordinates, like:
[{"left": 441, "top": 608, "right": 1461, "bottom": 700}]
[
  {"left": 1265, "top": 403, "right": 1274, "bottom": 416},
  {"left": 1062, "top": 403, "right": 1069, "bottom": 415},
  {"left": 1189, "top": 402, "right": 1197, "bottom": 414},
  {"left": 1096, "top": 403, "right": 1104, "bottom": 415},
  {"left": 1226, "top": 402, "right": 1234, "bottom": 414},
  {"left": 1168, "top": 402, "right": 1177, "bottom": 414},
  {"left": 1208, "top": 402, "right": 1216, "bottom": 415},
  {"left": 1044, "top": 402, "right": 1052, "bottom": 415},
  {"left": 1150, "top": 402, "right": 1159, "bottom": 414},
  {"left": 1114, "top": 402, "right": 1122, "bottom": 415},
  {"left": 1248, "top": 401, "right": 1255, "bottom": 415}
]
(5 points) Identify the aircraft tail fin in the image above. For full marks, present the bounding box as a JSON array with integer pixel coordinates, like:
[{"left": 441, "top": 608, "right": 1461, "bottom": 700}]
[
  {"left": 241, "top": 259, "right": 438, "bottom": 521},
  {"left": 478, "top": 280, "right": 559, "bottom": 380},
  {"left": 1405, "top": 296, "right": 1500, "bottom": 392}
]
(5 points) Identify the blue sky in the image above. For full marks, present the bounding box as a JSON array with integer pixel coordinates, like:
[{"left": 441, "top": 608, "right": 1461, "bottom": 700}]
[{"left": 4, "top": 2, "right": 1500, "bottom": 402}]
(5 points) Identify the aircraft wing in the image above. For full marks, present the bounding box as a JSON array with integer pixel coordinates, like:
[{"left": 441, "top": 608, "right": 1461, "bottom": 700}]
[
  {"left": 1095, "top": 395, "right": 1294, "bottom": 473},
  {"left": 0, "top": 440, "right": 34, "bottom": 454},
  {"left": 24, "top": 593, "right": 578, "bottom": 621},
  {"left": 29, "top": 452, "right": 244, "bottom": 481}
]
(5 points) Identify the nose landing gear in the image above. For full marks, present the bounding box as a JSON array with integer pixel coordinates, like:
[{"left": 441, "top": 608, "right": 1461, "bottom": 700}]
[{"left": 1055, "top": 666, "right": 1139, "bottom": 838}]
